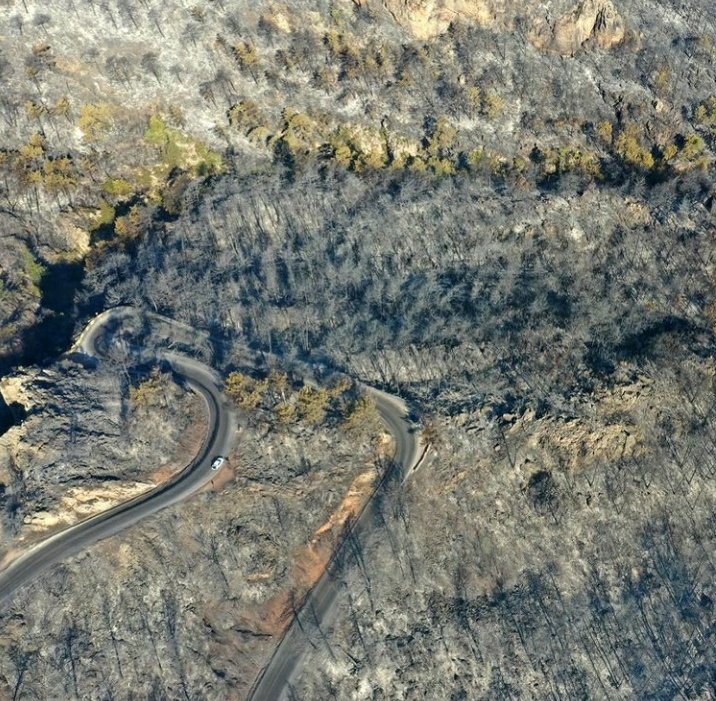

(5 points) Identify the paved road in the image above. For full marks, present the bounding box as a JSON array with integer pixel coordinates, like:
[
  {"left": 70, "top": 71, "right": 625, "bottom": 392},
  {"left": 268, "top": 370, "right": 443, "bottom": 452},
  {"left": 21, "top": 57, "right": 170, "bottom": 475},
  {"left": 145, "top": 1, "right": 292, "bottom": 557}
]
[
  {"left": 0, "top": 307, "right": 420, "bottom": 701},
  {"left": 248, "top": 386, "right": 421, "bottom": 701},
  {"left": 0, "top": 309, "right": 237, "bottom": 605}
]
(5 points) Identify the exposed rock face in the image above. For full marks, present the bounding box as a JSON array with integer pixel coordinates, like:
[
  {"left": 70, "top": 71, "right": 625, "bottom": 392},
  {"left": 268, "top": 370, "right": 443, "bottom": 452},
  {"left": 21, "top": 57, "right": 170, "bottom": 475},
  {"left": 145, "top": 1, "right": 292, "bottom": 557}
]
[
  {"left": 374, "top": 0, "right": 497, "bottom": 40},
  {"left": 22, "top": 482, "right": 153, "bottom": 532},
  {"left": 0, "top": 360, "right": 202, "bottom": 545},
  {"left": 356, "top": 0, "right": 625, "bottom": 55},
  {"left": 530, "top": 0, "right": 626, "bottom": 55}
]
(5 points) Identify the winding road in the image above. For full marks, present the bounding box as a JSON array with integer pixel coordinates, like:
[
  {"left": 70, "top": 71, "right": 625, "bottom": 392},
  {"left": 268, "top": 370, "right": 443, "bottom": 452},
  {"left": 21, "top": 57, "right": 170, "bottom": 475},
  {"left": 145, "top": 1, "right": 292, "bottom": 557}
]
[
  {"left": 0, "top": 309, "right": 237, "bottom": 605},
  {"left": 248, "top": 386, "right": 421, "bottom": 701},
  {"left": 0, "top": 308, "right": 422, "bottom": 701}
]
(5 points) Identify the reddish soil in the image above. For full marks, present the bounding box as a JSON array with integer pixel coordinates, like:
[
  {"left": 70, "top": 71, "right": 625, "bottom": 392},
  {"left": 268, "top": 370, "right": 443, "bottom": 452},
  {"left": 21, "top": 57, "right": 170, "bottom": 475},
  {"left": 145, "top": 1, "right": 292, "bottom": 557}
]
[{"left": 256, "top": 467, "right": 378, "bottom": 637}]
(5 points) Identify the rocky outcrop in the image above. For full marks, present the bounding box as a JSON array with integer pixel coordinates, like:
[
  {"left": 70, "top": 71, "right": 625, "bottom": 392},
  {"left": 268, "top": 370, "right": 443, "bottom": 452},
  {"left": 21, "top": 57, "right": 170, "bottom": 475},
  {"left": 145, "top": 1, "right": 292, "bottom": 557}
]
[
  {"left": 0, "top": 360, "right": 202, "bottom": 544},
  {"left": 505, "top": 378, "right": 650, "bottom": 473},
  {"left": 530, "top": 0, "right": 626, "bottom": 55},
  {"left": 354, "top": 0, "right": 625, "bottom": 55},
  {"left": 367, "top": 0, "right": 497, "bottom": 40},
  {"left": 22, "top": 482, "right": 152, "bottom": 532}
]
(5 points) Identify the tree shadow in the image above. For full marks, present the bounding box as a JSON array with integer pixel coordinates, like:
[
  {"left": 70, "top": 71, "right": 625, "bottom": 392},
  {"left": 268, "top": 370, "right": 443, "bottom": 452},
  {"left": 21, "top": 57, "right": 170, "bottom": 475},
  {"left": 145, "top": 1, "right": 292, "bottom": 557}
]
[{"left": 0, "top": 258, "right": 99, "bottom": 377}]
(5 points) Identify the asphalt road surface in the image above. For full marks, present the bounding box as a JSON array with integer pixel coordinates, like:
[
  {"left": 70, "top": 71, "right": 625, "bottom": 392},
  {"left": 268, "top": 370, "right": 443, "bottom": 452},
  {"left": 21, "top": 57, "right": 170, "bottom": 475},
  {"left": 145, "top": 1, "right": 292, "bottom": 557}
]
[
  {"left": 0, "top": 309, "right": 237, "bottom": 605},
  {"left": 248, "top": 386, "right": 421, "bottom": 701},
  {"left": 0, "top": 307, "right": 420, "bottom": 701}
]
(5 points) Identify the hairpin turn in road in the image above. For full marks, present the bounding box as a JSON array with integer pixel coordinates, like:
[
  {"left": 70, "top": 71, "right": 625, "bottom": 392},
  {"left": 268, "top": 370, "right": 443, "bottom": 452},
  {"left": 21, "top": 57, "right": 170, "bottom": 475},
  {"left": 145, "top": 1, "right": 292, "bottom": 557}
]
[
  {"left": 0, "top": 308, "right": 422, "bottom": 701},
  {"left": 0, "top": 309, "right": 237, "bottom": 605}
]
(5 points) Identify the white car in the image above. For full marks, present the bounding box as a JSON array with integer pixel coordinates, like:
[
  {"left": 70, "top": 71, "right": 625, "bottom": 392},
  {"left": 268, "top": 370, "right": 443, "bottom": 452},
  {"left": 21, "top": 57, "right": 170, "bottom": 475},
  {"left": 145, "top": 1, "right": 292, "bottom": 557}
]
[{"left": 211, "top": 456, "right": 226, "bottom": 471}]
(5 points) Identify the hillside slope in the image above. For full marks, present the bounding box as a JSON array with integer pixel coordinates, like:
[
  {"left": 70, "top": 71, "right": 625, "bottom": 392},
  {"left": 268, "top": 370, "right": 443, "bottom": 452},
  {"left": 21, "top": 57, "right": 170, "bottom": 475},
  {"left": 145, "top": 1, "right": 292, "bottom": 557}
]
[{"left": 0, "top": 0, "right": 715, "bottom": 699}]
